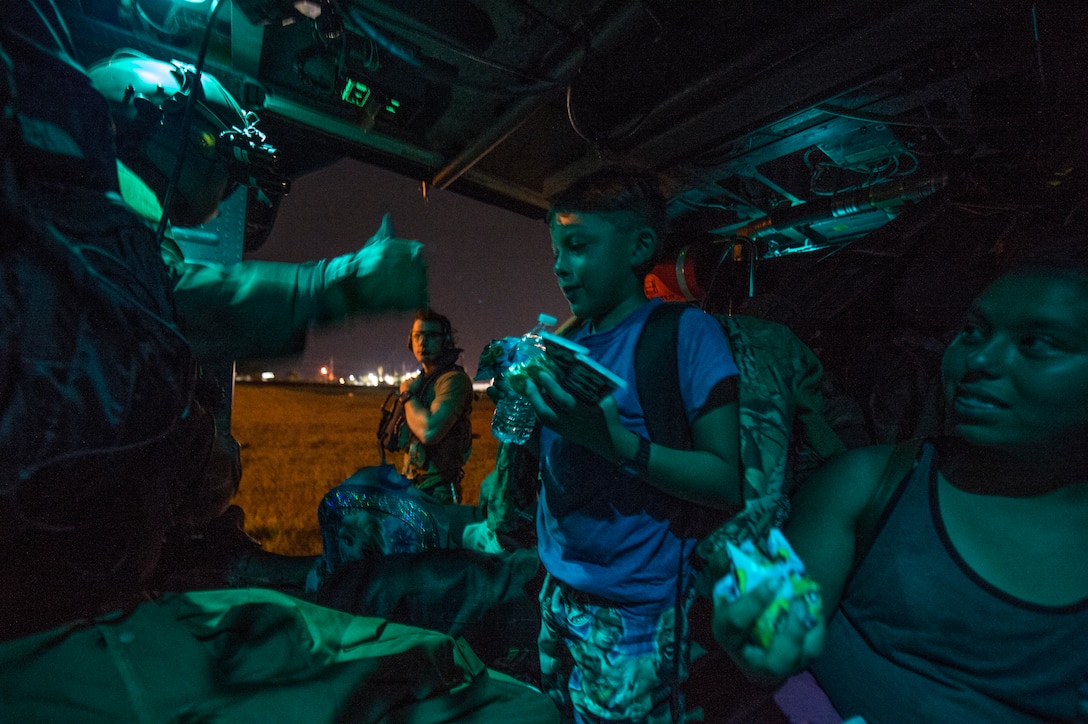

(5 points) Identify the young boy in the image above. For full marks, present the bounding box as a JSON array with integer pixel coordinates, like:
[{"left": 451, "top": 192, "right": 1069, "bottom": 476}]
[{"left": 517, "top": 166, "right": 742, "bottom": 722}]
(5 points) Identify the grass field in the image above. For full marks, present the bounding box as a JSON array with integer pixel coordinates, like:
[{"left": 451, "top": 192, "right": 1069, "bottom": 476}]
[{"left": 230, "top": 382, "right": 497, "bottom": 555}]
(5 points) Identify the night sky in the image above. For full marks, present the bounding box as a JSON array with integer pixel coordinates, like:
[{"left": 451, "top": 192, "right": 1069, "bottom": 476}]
[{"left": 245, "top": 158, "right": 569, "bottom": 381}]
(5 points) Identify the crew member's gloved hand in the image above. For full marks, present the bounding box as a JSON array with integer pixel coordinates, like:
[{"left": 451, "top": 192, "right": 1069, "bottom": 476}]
[{"left": 313, "top": 213, "right": 428, "bottom": 322}]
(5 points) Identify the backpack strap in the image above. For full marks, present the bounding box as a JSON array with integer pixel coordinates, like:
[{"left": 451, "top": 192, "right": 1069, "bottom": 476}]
[
  {"left": 853, "top": 436, "right": 925, "bottom": 565},
  {"left": 631, "top": 302, "right": 703, "bottom": 721},
  {"left": 634, "top": 302, "right": 730, "bottom": 544},
  {"left": 634, "top": 302, "right": 692, "bottom": 450}
]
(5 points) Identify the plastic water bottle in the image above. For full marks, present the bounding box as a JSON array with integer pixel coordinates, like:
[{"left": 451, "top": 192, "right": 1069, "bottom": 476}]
[
  {"left": 491, "top": 313, "right": 556, "bottom": 444},
  {"left": 492, "top": 393, "right": 537, "bottom": 445}
]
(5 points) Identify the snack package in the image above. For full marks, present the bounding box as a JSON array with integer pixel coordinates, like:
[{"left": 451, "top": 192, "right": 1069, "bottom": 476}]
[
  {"left": 477, "top": 332, "right": 625, "bottom": 404},
  {"left": 538, "top": 331, "right": 626, "bottom": 404},
  {"left": 712, "top": 528, "right": 823, "bottom": 649}
]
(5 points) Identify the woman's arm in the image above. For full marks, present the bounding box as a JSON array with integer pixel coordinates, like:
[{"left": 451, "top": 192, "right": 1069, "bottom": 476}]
[
  {"left": 785, "top": 444, "right": 893, "bottom": 611},
  {"left": 710, "top": 444, "right": 894, "bottom": 681}
]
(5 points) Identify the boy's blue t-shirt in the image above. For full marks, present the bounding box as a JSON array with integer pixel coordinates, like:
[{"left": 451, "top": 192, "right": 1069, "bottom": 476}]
[{"left": 536, "top": 299, "right": 739, "bottom": 609}]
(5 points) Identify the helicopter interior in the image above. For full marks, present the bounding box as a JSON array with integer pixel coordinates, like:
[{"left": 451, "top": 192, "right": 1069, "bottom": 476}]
[{"left": 60, "top": 0, "right": 1088, "bottom": 440}]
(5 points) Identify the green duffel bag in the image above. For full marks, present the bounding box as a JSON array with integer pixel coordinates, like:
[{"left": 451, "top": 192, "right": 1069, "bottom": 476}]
[{"left": 0, "top": 587, "right": 559, "bottom": 723}]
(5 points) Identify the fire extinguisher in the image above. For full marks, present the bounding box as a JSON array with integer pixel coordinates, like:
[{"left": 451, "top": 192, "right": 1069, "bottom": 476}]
[
  {"left": 644, "top": 239, "right": 753, "bottom": 305},
  {"left": 644, "top": 245, "right": 710, "bottom": 303}
]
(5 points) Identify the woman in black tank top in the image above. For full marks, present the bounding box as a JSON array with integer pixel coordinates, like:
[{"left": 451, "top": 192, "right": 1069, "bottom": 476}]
[{"left": 711, "top": 238, "right": 1088, "bottom": 722}]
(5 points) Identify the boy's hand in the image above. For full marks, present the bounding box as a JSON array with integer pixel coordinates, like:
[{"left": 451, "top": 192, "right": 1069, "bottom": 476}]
[
  {"left": 712, "top": 578, "right": 826, "bottom": 685},
  {"left": 522, "top": 367, "right": 617, "bottom": 451},
  {"left": 486, "top": 373, "right": 516, "bottom": 405}
]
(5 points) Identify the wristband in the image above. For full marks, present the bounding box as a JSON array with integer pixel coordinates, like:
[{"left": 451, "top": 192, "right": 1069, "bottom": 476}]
[
  {"left": 617, "top": 434, "right": 651, "bottom": 478},
  {"left": 399, "top": 389, "right": 415, "bottom": 404}
]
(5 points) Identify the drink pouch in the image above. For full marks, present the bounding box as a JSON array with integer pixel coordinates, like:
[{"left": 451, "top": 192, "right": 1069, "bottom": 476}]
[{"left": 712, "top": 528, "right": 823, "bottom": 649}]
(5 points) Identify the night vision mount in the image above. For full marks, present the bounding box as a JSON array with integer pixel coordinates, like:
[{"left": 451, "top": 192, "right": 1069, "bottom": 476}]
[{"left": 87, "top": 51, "right": 289, "bottom": 199}]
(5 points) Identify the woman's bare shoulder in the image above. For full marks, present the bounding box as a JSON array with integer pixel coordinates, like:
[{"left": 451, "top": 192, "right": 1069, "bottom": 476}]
[{"left": 793, "top": 443, "right": 901, "bottom": 516}]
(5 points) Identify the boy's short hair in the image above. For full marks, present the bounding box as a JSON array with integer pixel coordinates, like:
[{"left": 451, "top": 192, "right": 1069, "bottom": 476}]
[{"left": 547, "top": 165, "right": 669, "bottom": 246}]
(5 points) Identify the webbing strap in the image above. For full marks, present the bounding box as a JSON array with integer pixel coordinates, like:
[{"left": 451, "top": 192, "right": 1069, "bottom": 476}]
[{"left": 634, "top": 303, "right": 692, "bottom": 451}]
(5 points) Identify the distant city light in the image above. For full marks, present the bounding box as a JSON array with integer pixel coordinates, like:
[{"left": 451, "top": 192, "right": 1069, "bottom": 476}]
[{"left": 237, "top": 363, "right": 424, "bottom": 386}]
